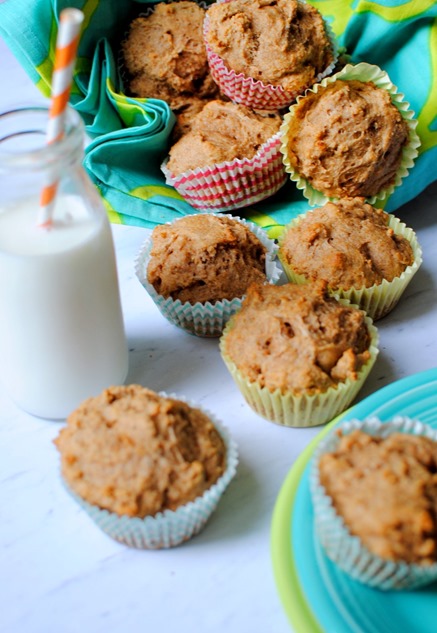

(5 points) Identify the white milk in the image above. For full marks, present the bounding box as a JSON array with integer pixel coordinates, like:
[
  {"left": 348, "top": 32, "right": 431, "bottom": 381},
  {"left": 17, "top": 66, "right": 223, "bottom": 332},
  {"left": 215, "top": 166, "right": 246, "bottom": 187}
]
[{"left": 0, "top": 194, "right": 128, "bottom": 419}]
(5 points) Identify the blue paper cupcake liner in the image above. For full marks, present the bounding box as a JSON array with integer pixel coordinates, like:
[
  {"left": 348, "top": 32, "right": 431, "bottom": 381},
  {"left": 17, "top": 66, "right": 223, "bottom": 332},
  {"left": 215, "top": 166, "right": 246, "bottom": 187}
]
[
  {"left": 310, "top": 416, "right": 437, "bottom": 589},
  {"left": 63, "top": 394, "right": 239, "bottom": 549},
  {"left": 135, "top": 213, "right": 282, "bottom": 337}
]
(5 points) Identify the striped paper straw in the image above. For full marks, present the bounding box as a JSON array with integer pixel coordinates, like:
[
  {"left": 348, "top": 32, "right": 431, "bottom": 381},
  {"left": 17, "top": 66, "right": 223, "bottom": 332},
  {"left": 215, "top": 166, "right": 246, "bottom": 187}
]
[{"left": 38, "top": 8, "right": 84, "bottom": 228}]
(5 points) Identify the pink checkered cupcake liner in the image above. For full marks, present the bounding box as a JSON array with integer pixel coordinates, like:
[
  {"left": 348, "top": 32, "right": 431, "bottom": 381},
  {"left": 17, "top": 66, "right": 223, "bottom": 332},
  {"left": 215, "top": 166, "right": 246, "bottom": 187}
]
[{"left": 161, "top": 131, "right": 287, "bottom": 212}]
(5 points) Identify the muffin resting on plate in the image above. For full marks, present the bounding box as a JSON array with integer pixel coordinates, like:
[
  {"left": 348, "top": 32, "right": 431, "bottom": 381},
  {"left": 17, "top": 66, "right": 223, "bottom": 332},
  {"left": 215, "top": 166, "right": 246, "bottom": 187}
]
[
  {"left": 277, "top": 197, "right": 421, "bottom": 320},
  {"left": 311, "top": 417, "right": 437, "bottom": 589},
  {"left": 55, "top": 385, "right": 239, "bottom": 549},
  {"left": 220, "top": 281, "right": 378, "bottom": 427},
  {"left": 319, "top": 428, "right": 437, "bottom": 566},
  {"left": 204, "top": 0, "right": 334, "bottom": 107},
  {"left": 147, "top": 214, "right": 268, "bottom": 304},
  {"left": 282, "top": 78, "right": 410, "bottom": 199},
  {"left": 121, "top": 1, "right": 218, "bottom": 105}
]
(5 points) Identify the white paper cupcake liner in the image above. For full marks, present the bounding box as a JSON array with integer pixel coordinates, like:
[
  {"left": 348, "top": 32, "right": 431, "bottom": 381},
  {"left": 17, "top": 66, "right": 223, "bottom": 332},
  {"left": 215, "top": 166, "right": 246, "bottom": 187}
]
[
  {"left": 280, "top": 62, "right": 421, "bottom": 207},
  {"left": 203, "top": 7, "right": 338, "bottom": 110},
  {"left": 63, "top": 394, "right": 239, "bottom": 549},
  {"left": 161, "top": 131, "right": 287, "bottom": 212},
  {"left": 278, "top": 211, "right": 423, "bottom": 321},
  {"left": 310, "top": 416, "right": 437, "bottom": 590},
  {"left": 135, "top": 214, "right": 282, "bottom": 337},
  {"left": 219, "top": 299, "right": 379, "bottom": 427}
]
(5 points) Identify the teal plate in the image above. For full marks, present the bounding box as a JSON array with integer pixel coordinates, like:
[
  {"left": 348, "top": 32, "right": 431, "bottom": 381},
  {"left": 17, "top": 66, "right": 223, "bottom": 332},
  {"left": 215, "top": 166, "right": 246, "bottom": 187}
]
[{"left": 271, "top": 367, "right": 437, "bottom": 633}]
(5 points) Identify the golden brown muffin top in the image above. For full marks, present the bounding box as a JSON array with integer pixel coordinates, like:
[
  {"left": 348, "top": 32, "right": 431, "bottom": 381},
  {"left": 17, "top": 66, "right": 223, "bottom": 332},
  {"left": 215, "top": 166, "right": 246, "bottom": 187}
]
[
  {"left": 205, "top": 0, "right": 333, "bottom": 94},
  {"left": 319, "top": 429, "right": 437, "bottom": 565},
  {"left": 55, "top": 385, "right": 226, "bottom": 518},
  {"left": 166, "top": 99, "right": 282, "bottom": 175},
  {"left": 279, "top": 198, "right": 414, "bottom": 289},
  {"left": 284, "top": 79, "right": 409, "bottom": 198},
  {"left": 147, "top": 214, "right": 267, "bottom": 304},
  {"left": 170, "top": 95, "right": 216, "bottom": 141},
  {"left": 121, "top": 1, "right": 218, "bottom": 105},
  {"left": 223, "top": 281, "right": 371, "bottom": 394}
]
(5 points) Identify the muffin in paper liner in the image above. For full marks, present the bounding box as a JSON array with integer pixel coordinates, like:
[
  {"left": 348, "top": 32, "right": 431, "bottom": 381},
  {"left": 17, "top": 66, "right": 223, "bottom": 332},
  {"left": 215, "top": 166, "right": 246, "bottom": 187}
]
[
  {"left": 278, "top": 210, "right": 423, "bottom": 321},
  {"left": 203, "top": 7, "right": 338, "bottom": 111},
  {"left": 309, "top": 416, "right": 437, "bottom": 590},
  {"left": 118, "top": 0, "right": 212, "bottom": 97},
  {"left": 61, "top": 394, "right": 239, "bottom": 550},
  {"left": 134, "top": 214, "right": 282, "bottom": 337},
  {"left": 280, "top": 62, "right": 421, "bottom": 207},
  {"left": 219, "top": 300, "right": 379, "bottom": 428},
  {"left": 161, "top": 131, "right": 287, "bottom": 212}
]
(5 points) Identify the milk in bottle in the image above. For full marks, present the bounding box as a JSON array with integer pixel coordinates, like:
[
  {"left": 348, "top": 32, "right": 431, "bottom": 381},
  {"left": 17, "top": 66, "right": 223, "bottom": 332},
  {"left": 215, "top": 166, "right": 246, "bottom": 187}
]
[{"left": 0, "top": 106, "right": 128, "bottom": 418}]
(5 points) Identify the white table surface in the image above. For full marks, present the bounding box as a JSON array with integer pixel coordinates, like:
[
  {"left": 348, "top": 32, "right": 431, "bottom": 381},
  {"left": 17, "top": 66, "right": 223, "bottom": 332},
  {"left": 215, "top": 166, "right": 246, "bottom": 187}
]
[{"left": 1, "top": 38, "right": 436, "bottom": 633}]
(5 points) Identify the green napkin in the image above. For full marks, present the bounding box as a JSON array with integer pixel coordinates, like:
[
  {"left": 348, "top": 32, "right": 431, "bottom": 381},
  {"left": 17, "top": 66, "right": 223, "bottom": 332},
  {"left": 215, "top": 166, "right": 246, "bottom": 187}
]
[{"left": 1, "top": 0, "right": 436, "bottom": 235}]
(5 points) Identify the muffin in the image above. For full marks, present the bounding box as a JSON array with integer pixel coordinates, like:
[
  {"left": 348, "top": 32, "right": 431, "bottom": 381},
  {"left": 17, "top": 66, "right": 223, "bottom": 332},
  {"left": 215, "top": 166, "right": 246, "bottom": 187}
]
[
  {"left": 220, "top": 281, "right": 378, "bottom": 427},
  {"left": 162, "top": 99, "right": 286, "bottom": 210},
  {"left": 55, "top": 385, "right": 238, "bottom": 548},
  {"left": 278, "top": 198, "right": 422, "bottom": 320},
  {"left": 121, "top": 1, "right": 218, "bottom": 106},
  {"left": 204, "top": 0, "right": 336, "bottom": 110},
  {"left": 166, "top": 99, "right": 281, "bottom": 175},
  {"left": 310, "top": 417, "right": 437, "bottom": 589},
  {"left": 280, "top": 62, "right": 421, "bottom": 206},
  {"left": 147, "top": 214, "right": 267, "bottom": 303},
  {"left": 170, "top": 94, "right": 220, "bottom": 141},
  {"left": 135, "top": 214, "right": 281, "bottom": 336}
]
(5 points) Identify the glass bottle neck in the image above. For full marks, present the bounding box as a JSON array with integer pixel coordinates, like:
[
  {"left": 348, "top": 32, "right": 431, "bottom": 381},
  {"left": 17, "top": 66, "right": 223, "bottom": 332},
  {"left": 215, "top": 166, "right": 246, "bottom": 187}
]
[{"left": 0, "top": 105, "right": 84, "bottom": 175}]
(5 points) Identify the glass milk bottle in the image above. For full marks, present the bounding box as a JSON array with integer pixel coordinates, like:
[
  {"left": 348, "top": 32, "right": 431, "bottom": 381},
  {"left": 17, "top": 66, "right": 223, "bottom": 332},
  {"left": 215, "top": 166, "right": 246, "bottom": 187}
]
[{"left": 0, "top": 106, "right": 129, "bottom": 419}]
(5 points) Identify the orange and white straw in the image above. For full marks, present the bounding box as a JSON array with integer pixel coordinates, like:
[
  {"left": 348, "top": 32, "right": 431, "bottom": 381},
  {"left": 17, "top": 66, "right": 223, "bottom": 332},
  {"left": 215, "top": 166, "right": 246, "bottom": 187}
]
[{"left": 38, "top": 8, "right": 84, "bottom": 228}]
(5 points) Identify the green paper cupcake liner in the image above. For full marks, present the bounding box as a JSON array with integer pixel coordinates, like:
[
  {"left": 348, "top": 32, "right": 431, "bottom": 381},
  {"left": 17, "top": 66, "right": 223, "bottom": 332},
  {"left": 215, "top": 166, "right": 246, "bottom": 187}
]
[
  {"left": 219, "top": 301, "right": 379, "bottom": 428},
  {"left": 279, "top": 62, "right": 421, "bottom": 207},
  {"left": 309, "top": 416, "right": 437, "bottom": 590},
  {"left": 277, "top": 211, "right": 423, "bottom": 321},
  {"left": 63, "top": 395, "right": 239, "bottom": 549},
  {"left": 135, "top": 214, "right": 282, "bottom": 337}
]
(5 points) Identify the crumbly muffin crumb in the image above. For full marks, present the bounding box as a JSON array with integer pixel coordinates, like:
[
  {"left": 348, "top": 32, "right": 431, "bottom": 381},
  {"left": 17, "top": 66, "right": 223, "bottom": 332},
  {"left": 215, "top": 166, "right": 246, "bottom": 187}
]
[
  {"left": 55, "top": 385, "right": 226, "bottom": 518},
  {"left": 171, "top": 95, "right": 218, "bottom": 141},
  {"left": 279, "top": 198, "right": 414, "bottom": 289},
  {"left": 147, "top": 215, "right": 267, "bottom": 304},
  {"left": 319, "top": 430, "right": 437, "bottom": 565},
  {"left": 224, "top": 281, "right": 371, "bottom": 394}
]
